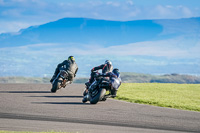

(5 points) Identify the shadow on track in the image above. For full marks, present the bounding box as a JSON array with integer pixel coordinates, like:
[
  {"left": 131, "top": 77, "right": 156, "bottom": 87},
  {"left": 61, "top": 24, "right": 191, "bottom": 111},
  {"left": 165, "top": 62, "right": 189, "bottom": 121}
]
[
  {"left": 0, "top": 91, "right": 51, "bottom": 93},
  {"left": 32, "top": 102, "right": 90, "bottom": 105},
  {"left": 29, "top": 96, "right": 83, "bottom": 98}
]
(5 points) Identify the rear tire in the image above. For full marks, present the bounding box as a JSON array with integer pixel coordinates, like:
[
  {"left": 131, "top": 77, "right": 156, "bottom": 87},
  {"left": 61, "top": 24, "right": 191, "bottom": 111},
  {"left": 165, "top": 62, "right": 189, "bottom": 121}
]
[{"left": 90, "top": 88, "right": 106, "bottom": 104}]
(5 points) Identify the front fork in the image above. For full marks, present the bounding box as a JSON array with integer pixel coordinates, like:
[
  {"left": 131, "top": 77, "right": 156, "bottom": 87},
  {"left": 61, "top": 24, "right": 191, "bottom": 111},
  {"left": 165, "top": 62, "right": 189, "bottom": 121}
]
[{"left": 61, "top": 79, "right": 72, "bottom": 88}]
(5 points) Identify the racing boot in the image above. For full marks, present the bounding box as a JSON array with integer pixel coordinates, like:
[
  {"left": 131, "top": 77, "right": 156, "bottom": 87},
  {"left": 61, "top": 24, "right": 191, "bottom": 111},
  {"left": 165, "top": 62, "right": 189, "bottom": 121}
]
[
  {"left": 85, "top": 81, "right": 91, "bottom": 89},
  {"left": 101, "top": 96, "right": 107, "bottom": 101},
  {"left": 82, "top": 94, "right": 90, "bottom": 103},
  {"left": 83, "top": 81, "right": 91, "bottom": 96}
]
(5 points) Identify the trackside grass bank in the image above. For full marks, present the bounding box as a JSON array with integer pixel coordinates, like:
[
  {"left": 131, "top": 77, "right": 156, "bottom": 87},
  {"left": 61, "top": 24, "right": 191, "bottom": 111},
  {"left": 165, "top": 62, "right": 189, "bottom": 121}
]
[{"left": 115, "top": 83, "right": 200, "bottom": 112}]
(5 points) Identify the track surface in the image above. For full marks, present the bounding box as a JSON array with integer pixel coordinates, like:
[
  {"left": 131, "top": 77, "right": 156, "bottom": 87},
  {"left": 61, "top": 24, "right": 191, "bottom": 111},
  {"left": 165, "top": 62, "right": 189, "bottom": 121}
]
[{"left": 0, "top": 83, "right": 200, "bottom": 133}]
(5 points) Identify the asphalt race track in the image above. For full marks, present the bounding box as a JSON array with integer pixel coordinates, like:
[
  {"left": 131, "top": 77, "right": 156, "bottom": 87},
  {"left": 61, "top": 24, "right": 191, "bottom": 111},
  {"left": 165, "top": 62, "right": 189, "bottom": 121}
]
[{"left": 0, "top": 84, "right": 200, "bottom": 133}]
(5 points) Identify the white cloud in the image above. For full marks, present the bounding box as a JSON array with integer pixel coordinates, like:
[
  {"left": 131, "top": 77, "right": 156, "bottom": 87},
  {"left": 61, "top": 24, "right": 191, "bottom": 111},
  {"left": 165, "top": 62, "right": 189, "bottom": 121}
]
[
  {"left": 0, "top": 0, "right": 4, "bottom": 5},
  {"left": 180, "top": 6, "right": 192, "bottom": 17},
  {"left": 64, "top": 37, "right": 200, "bottom": 59},
  {"left": 0, "top": 21, "right": 36, "bottom": 33},
  {"left": 126, "top": 0, "right": 134, "bottom": 6},
  {"left": 1, "top": 36, "right": 198, "bottom": 59},
  {"left": 128, "top": 8, "right": 141, "bottom": 17},
  {"left": 106, "top": 1, "right": 120, "bottom": 7},
  {"left": 1, "top": 8, "right": 22, "bottom": 17},
  {"left": 155, "top": 5, "right": 171, "bottom": 16},
  {"left": 149, "top": 5, "right": 196, "bottom": 19},
  {"left": 0, "top": 0, "right": 200, "bottom": 33}
]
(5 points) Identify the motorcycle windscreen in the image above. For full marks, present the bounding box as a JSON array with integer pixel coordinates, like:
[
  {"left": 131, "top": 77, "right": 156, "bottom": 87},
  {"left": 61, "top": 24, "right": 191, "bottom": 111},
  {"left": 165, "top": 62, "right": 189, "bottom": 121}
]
[{"left": 111, "top": 78, "right": 121, "bottom": 90}]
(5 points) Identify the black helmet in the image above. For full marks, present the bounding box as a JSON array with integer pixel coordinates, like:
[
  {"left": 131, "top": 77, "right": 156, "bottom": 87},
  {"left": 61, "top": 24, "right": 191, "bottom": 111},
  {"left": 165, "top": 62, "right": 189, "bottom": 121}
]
[
  {"left": 105, "top": 60, "right": 112, "bottom": 65},
  {"left": 68, "top": 56, "right": 75, "bottom": 61},
  {"left": 113, "top": 68, "right": 120, "bottom": 77}
]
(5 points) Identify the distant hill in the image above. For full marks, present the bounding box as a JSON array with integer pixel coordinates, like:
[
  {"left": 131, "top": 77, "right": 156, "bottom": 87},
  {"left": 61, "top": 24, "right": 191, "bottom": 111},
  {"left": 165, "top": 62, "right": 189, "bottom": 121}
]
[
  {"left": 0, "top": 77, "right": 88, "bottom": 84},
  {"left": 0, "top": 17, "right": 200, "bottom": 77},
  {"left": 0, "top": 73, "right": 200, "bottom": 84},
  {"left": 1, "top": 17, "right": 200, "bottom": 48},
  {"left": 0, "top": 18, "right": 163, "bottom": 47},
  {"left": 120, "top": 73, "right": 200, "bottom": 84}
]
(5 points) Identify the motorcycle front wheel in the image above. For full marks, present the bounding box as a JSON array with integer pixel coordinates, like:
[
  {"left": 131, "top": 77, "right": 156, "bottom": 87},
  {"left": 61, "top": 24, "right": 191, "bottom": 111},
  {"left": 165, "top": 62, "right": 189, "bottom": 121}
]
[
  {"left": 90, "top": 88, "right": 106, "bottom": 104},
  {"left": 83, "top": 89, "right": 88, "bottom": 96},
  {"left": 51, "top": 78, "right": 62, "bottom": 93}
]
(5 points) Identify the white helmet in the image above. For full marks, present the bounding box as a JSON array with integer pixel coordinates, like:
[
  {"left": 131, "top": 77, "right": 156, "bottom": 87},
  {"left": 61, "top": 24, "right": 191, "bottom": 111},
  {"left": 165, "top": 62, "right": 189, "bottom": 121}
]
[{"left": 105, "top": 60, "right": 112, "bottom": 65}]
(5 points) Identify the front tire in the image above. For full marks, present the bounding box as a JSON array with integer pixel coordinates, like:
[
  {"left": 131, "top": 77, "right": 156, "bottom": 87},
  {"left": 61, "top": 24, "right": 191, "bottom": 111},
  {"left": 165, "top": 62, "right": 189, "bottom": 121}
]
[
  {"left": 82, "top": 96, "right": 88, "bottom": 103},
  {"left": 90, "top": 88, "right": 106, "bottom": 104},
  {"left": 83, "top": 90, "right": 88, "bottom": 96},
  {"left": 51, "top": 78, "right": 62, "bottom": 93}
]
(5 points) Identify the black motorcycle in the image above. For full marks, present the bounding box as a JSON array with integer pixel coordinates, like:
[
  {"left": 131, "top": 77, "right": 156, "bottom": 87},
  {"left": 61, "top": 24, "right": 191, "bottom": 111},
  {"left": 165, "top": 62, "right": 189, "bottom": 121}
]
[
  {"left": 82, "top": 72, "right": 111, "bottom": 104},
  {"left": 51, "top": 69, "right": 71, "bottom": 93}
]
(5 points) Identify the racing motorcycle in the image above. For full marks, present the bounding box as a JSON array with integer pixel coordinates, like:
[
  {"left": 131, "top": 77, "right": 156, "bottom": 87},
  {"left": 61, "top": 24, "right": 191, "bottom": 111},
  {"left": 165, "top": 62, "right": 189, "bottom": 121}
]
[
  {"left": 82, "top": 71, "right": 111, "bottom": 104},
  {"left": 51, "top": 69, "right": 71, "bottom": 93}
]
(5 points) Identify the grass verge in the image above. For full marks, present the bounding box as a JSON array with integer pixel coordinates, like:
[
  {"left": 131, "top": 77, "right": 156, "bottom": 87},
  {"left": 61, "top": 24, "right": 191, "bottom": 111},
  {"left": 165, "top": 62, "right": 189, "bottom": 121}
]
[{"left": 115, "top": 83, "right": 200, "bottom": 112}]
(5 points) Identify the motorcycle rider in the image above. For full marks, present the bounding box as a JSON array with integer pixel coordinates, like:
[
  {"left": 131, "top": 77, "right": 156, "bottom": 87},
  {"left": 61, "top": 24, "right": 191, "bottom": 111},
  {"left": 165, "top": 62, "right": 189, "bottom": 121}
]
[
  {"left": 50, "top": 56, "right": 78, "bottom": 84},
  {"left": 82, "top": 68, "right": 121, "bottom": 103},
  {"left": 100, "top": 68, "right": 121, "bottom": 100},
  {"left": 85, "top": 60, "right": 113, "bottom": 91}
]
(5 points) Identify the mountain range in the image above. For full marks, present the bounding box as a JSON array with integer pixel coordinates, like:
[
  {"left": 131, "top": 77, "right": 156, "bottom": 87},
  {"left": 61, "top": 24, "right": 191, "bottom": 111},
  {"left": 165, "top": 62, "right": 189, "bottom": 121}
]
[
  {"left": 0, "top": 18, "right": 164, "bottom": 47},
  {"left": 0, "top": 17, "right": 200, "bottom": 77}
]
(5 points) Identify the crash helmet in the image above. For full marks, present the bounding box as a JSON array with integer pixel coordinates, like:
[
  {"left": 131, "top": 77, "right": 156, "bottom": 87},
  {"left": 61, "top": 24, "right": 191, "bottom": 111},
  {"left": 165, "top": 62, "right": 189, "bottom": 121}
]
[
  {"left": 105, "top": 60, "right": 112, "bottom": 65},
  {"left": 112, "top": 68, "right": 120, "bottom": 77},
  {"left": 68, "top": 56, "right": 75, "bottom": 61}
]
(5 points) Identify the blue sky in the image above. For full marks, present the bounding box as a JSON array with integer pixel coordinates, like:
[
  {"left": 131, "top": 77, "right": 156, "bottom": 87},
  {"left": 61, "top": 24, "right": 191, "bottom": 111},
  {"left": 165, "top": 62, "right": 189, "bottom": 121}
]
[
  {"left": 0, "top": 0, "right": 200, "bottom": 76},
  {"left": 0, "top": 0, "right": 200, "bottom": 34}
]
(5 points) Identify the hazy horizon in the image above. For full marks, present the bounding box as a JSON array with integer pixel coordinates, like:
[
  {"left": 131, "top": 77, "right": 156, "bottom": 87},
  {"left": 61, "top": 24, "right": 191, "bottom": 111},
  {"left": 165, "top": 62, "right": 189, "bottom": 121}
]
[{"left": 0, "top": 0, "right": 200, "bottom": 77}]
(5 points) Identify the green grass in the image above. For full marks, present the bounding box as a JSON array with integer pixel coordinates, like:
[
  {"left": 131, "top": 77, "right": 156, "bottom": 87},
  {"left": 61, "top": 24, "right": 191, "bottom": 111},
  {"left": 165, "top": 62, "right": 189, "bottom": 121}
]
[{"left": 115, "top": 83, "right": 200, "bottom": 112}]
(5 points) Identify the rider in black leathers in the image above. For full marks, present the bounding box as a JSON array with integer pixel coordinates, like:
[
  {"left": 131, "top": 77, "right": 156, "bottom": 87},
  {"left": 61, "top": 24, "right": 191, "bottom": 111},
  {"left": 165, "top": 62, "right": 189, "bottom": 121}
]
[
  {"left": 82, "top": 68, "right": 121, "bottom": 103},
  {"left": 97, "top": 68, "right": 121, "bottom": 100},
  {"left": 85, "top": 60, "right": 113, "bottom": 90},
  {"left": 85, "top": 60, "right": 113, "bottom": 92},
  {"left": 50, "top": 56, "right": 78, "bottom": 83}
]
